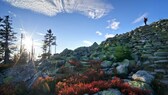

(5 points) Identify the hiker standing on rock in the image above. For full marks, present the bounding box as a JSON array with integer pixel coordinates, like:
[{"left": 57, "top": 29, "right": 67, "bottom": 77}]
[{"left": 144, "top": 17, "right": 148, "bottom": 25}]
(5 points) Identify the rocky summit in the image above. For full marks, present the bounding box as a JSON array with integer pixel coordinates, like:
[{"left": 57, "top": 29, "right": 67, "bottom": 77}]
[{"left": 0, "top": 19, "right": 168, "bottom": 95}]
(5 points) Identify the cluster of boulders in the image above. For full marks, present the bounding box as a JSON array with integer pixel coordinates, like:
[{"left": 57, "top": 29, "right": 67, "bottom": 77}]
[
  {"left": 98, "top": 59, "right": 154, "bottom": 95},
  {"left": 84, "top": 89, "right": 122, "bottom": 95},
  {"left": 47, "top": 19, "right": 168, "bottom": 95},
  {"left": 58, "top": 42, "right": 98, "bottom": 60}
]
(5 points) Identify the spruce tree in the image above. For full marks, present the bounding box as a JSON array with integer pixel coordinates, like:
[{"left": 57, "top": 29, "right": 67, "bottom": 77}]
[
  {"left": 0, "top": 16, "right": 17, "bottom": 64},
  {"left": 42, "top": 29, "right": 55, "bottom": 59},
  {"left": 0, "top": 17, "right": 4, "bottom": 60}
]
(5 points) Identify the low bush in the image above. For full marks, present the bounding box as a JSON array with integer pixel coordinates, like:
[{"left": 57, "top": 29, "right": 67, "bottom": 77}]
[
  {"left": 56, "top": 77, "right": 151, "bottom": 95},
  {"left": 114, "top": 45, "right": 132, "bottom": 62}
]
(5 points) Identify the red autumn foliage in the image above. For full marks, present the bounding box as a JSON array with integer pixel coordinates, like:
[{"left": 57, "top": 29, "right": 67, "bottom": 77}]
[
  {"left": 86, "top": 60, "right": 102, "bottom": 64},
  {"left": 85, "top": 60, "right": 102, "bottom": 70},
  {"left": 68, "top": 59, "right": 81, "bottom": 67},
  {"left": 62, "top": 69, "right": 104, "bottom": 84},
  {"left": 32, "top": 76, "right": 54, "bottom": 88},
  {"left": 55, "top": 69, "right": 105, "bottom": 94},
  {"left": 56, "top": 77, "right": 151, "bottom": 95}
]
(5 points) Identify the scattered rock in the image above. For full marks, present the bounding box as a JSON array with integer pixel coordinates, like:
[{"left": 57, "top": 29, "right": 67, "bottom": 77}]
[
  {"left": 101, "top": 61, "right": 112, "bottom": 68},
  {"left": 154, "top": 60, "right": 168, "bottom": 64},
  {"left": 154, "top": 69, "right": 166, "bottom": 74},
  {"left": 102, "top": 68, "right": 115, "bottom": 75},
  {"left": 154, "top": 52, "right": 168, "bottom": 57},
  {"left": 132, "top": 70, "right": 154, "bottom": 84},
  {"left": 116, "top": 64, "right": 128, "bottom": 76},
  {"left": 55, "top": 60, "right": 66, "bottom": 67},
  {"left": 142, "top": 60, "right": 150, "bottom": 65},
  {"left": 128, "top": 81, "right": 154, "bottom": 95},
  {"left": 121, "top": 59, "right": 130, "bottom": 66},
  {"left": 93, "top": 88, "right": 122, "bottom": 95}
]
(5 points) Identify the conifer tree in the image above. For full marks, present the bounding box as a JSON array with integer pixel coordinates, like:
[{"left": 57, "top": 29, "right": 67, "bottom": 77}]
[
  {"left": 0, "top": 17, "right": 4, "bottom": 59},
  {"left": 42, "top": 29, "right": 55, "bottom": 59},
  {"left": 0, "top": 16, "right": 17, "bottom": 64}
]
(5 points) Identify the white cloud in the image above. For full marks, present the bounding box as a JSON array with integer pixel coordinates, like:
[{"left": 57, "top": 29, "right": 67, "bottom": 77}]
[
  {"left": 34, "top": 40, "right": 43, "bottom": 46},
  {"left": 19, "top": 28, "right": 27, "bottom": 33},
  {"left": 105, "top": 33, "right": 115, "bottom": 39},
  {"left": 83, "top": 40, "right": 93, "bottom": 46},
  {"left": 5, "top": 0, "right": 112, "bottom": 19},
  {"left": 107, "top": 19, "right": 120, "bottom": 30},
  {"left": 36, "top": 32, "right": 45, "bottom": 36},
  {"left": 132, "top": 12, "right": 148, "bottom": 24},
  {"left": 8, "top": 11, "right": 16, "bottom": 17},
  {"left": 96, "top": 31, "right": 102, "bottom": 36}
]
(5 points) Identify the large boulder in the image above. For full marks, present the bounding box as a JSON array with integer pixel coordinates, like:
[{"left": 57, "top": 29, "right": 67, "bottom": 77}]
[
  {"left": 122, "top": 59, "right": 130, "bottom": 66},
  {"left": 73, "top": 47, "right": 91, "bottom": 59},
  {"left": 132, "top": 70, "right": 154, "bottom": 84},
  {"left": 38, "top": 60, "right": 52, "bottom": 71},
  {"left": 116, "top": 64, "right": 128, "bottom": 75},
  {"left": 101, "top": 61, "right": 112, "bottom": 68},
  {"left": 93, "top": 89, "right": 122, "bottom": 95},
  {"left": 102, "top": 68, "right": 115, "bottom": 75},
  {"left": 55, "top": 60, "right": 66, "bottom": 67},
  {"left": 116, "top": 59, "right": 130, "bottom": 76},
  {"left": 128, "top": 81, "right": 154, "bottom": 95},
  {"left": 154, "top": 60, "right": 168, "bottom": 64},
  {"left": 154, "top": 52, "right": 168, "bottom": 57}
]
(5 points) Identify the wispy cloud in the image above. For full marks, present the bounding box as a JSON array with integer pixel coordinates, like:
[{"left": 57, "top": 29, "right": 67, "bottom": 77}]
[
  {"left": 107, "top": 19, "right": 120, "bottom": 30},
  {"left": 83, "top": 40, "right": 93, "bottom": 46},
  {"left": 96, "top": 31, "right": 102, "bottom": 36},
  {"left": 36, "top": 32, "right": 45, "bottom": 36},
  {"left": 34, "top": 40, "right": 43, "bottom": 46},
  {"left": 105, "top": 33, "right": 115, "bottom": 39},
  {"left": 8, "top": 11, "right": 16, "bottom": 17},
  {"left": 19, "top": 28, "right": 27, "bottom": 33},
  {"left": 132, "top": 12, "right": 148, "bottom": 24},
  {"left": 5, "top": 0, "right": 112, "bottom": 19}
]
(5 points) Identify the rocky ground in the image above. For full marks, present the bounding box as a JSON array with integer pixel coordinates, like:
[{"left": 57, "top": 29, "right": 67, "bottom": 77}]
[{"left": 0, "top": 19, "right": 168, "bottom": 95}]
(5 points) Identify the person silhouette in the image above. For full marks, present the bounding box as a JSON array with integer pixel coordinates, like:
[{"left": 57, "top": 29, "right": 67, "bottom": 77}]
[{"left": 144, "top": 17, "right": 148, "bottom": 25}]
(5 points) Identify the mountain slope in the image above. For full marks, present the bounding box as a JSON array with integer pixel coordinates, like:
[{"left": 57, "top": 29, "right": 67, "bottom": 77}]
[
  {"left": 89, "top": 19, "right": 167, "bottom": 62},
  {"left": 48, "top": 19, "right": 168, "bottom": 95}
]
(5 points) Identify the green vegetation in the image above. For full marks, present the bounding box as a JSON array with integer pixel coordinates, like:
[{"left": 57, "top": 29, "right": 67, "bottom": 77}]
[
  {"left": 3, "top": 76, "right": 13, "bottom": 84},
  {"left": 129, "top": 81, "right": 152, "bottom": 90},
  {"left": 114, "top": 45, "right": 132, "bottom": 62}
]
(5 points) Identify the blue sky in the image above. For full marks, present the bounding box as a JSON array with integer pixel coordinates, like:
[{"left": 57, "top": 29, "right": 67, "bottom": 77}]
[{"left": 0, "top": 0, "right": 168, "bottom": 56}]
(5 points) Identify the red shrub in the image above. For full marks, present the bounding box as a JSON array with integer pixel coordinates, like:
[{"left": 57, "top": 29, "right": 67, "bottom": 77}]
[
  {"left": 86, "top": 60, "right": 102, "bottom": 70},
  {"left": 56, "top": 77, "right": 151, "bottom": 95},
  {"left": 68, "top": 59, "right": 81, "bottom": 67},
  {"left": 62, "top": 69, "right": 105, "bottom": 85}
]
